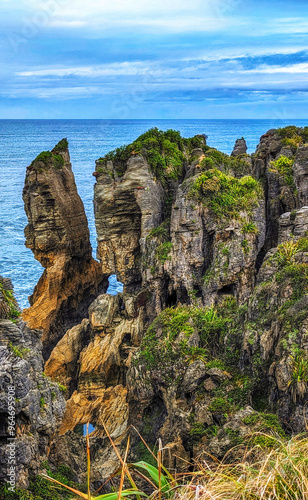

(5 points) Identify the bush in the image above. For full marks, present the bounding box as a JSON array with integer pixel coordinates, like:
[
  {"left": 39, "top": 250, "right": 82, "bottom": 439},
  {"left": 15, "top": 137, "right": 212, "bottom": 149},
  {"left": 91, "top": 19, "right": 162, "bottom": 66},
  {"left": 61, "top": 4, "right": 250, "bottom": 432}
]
[
  {"left": 189, "top": 168, "right": 263, "bottom": 221},
  {"left": 269, "top": 155, "right": 294, "bottom": 186},
  {"left": 8, "top": 342, "right": 29, "bottom": 358},
  {"left": 155, "top": 242, "right": 173, "bottom": 263}
]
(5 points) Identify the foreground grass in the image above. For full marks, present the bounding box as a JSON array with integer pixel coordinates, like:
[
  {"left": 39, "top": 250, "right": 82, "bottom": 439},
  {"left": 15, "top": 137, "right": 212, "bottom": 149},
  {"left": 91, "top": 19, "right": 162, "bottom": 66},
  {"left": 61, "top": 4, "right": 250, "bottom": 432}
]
[
  {"left": 179, "top": 433, "right": 308, "bottom": 500},
  {"left": 3, "top": 430, "right": 308, "bottom": 499}
]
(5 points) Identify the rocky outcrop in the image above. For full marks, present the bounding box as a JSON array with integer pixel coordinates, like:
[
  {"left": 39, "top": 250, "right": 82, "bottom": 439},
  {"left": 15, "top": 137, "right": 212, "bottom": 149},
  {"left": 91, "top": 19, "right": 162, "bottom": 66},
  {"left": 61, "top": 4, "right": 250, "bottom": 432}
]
[
  {"left": 7, "top": 126, "right": 307, "bottom": 491},
  {"left": 253, "top": 127, "right": 308, "bottom": 252},
  {"left": 0, "top": 277, "right": 65, "bottom": 488},
  {"left": 22, "top": 139, "right": 105, "bottom": 358},
  {"left": 231, "top": 138, "right": 247, "bottom": 156},
  {"left": 94, "top": 131, "right": 265, "bottom": 315}
]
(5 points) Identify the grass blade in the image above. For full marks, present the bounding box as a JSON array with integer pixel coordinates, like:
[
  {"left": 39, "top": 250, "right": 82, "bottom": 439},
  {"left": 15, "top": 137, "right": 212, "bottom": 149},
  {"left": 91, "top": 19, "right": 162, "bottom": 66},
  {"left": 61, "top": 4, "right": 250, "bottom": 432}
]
[
  {"left": 118, "top": 436, "right": 130, "bottom": 500},
  {"left": 40, "top": 473, "right": 89, "bottom": 499}
]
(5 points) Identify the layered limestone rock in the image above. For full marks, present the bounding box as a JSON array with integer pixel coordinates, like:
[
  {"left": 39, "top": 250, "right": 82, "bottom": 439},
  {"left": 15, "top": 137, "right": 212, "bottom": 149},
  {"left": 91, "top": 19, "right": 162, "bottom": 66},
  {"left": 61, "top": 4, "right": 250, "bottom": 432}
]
[
  {"left": 22, "top": 139, "right": 104, "bottom": 357},
  {"left": 253, "top": 127, "right": 308, "bottom": 252},
  {"left": 0, "top": 277, "right": 65, "bottom": 488},
  {"left": 14, "top": 126, "right": 308, "bottom": 489},
  {"left": 231, "top": 138, "right": 247, "bottom": 156},
  {"left": 241, "top": 206, "right": 308, "bottom": 431},
  {"left": 94, "top": 130, "right": 265, "bottom": 315},
  {"left": 44, "top": 290, "right": 147, "bottom": 483}
]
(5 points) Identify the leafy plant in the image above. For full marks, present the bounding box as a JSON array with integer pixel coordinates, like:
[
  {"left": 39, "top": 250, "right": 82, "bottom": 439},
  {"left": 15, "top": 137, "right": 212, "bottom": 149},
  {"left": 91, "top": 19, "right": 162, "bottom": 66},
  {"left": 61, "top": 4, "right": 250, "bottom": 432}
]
[
  {"left": 241, "top": 222, "right": 259, "bottom": 235},
  {"left": 189, "top": 168, "right": 263, "bottom": 221},
  {"left": 288, "top": 353, "right": 308, "bottom": 403},
  {"left": 0, "top": 282, "right": 20, "bottom": 320},
  {"left": 269, "top": 155, "right": 294, "bottom": 186},
  {"left": 8, "top": 342, "right": 30, "bottom": 358},
  {"left": 155, "top": 242, "right": 173, "bottom": 263},
  {"left": 98, "top": 128, "right": 202, "bottom": 184},
  {"left": 274, "top": 240, "right": 299, "bottom": 267}
]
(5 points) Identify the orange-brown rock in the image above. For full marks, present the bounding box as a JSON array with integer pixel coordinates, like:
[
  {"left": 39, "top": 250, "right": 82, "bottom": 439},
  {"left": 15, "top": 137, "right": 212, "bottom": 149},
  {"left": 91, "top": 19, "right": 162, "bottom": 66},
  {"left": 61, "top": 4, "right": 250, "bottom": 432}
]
[
  {"left": 58, "top": 385, "right": 128, "bottom": 438},
  {"left": 22, "top": 139, "right": 104, "bottom": 358}
]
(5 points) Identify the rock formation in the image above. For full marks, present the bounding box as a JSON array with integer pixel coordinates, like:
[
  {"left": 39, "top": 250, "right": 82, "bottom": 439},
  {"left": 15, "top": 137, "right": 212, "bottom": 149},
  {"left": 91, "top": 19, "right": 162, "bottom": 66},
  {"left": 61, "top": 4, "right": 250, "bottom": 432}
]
[
  {"left": 22, "top": 139, "right": 105, "bottom": 358},
  {"left": 0, "top": 277, "right": 65, "bottom": 488},
  {"left": 231, "top": 137, "right": 247, "bottom": 156},
  {"left": 2, "top": 125, "right": 307, "bottom": 494}
]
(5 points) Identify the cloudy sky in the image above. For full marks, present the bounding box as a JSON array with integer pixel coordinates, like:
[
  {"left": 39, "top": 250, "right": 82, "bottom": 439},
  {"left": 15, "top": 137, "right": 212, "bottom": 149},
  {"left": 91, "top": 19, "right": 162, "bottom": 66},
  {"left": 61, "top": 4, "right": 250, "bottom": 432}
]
[{"left": 0, "top": 0, "right": 307, "bottom": 118}]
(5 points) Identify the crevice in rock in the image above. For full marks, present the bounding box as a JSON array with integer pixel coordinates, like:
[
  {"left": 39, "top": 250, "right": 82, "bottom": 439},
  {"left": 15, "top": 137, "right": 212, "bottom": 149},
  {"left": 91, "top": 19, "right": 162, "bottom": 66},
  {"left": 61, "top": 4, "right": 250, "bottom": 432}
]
[
  {"left": 201, "top": 224, "right": 215, "bottom": 276},
  {"left": 166, "top": 289, "right": 177, "bottom": 308},
  {"left": 217, "top": 284, "right": 235, "bottom": 296}
]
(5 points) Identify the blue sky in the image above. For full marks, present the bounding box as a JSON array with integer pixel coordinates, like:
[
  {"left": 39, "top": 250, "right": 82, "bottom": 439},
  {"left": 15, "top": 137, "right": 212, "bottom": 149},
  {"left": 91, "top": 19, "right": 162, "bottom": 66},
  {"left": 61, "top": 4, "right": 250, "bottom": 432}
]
[{"left": 0, "top": 0, "right": 307, "bottom": 118}]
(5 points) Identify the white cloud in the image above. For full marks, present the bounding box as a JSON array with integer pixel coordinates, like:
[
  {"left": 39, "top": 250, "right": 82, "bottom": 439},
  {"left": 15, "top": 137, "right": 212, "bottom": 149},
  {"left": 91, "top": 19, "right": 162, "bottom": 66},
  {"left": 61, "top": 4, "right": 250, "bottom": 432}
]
[
  {"left": 239, "top": 63, "right": 308, "bottom": 74},
  {"left": 17, "top": 61, "right": 166, "bottom": 77}
]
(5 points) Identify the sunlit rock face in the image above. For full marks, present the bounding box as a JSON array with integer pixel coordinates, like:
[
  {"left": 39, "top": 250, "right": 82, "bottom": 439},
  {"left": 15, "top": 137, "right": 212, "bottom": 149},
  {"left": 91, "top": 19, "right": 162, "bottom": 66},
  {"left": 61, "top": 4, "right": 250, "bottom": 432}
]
[{"left": 22, "top": 139, "right": 105, "bottom": 358}]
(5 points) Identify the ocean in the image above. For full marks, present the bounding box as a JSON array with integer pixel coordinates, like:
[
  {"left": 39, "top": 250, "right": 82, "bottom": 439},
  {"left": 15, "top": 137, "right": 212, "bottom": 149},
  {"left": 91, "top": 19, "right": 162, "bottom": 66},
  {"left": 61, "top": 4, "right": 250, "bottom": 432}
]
[{"left": 0, "top": 119, "right": 307, "bottom": 308}]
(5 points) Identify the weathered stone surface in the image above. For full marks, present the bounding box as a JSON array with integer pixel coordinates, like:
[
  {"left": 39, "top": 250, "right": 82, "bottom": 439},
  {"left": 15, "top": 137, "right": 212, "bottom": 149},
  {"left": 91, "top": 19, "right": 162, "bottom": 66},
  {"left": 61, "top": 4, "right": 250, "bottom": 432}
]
[
  {"left": 0, "top": 278, "right": 65, "bottom": 488},
  {"left": 231, "top": 138, "right": 247, "bottom": 156},
  {"left": 94, "top": 155, "right": 165, "bottom": 290},
  {"left": 278, "top": 206, "right": 308, "bottom": 244},
  {"left": 22, "top": 140, "right": 104, "bottom": 357},
  {"left": 7, "top": 126, "right": 308, "bottom": 491}
]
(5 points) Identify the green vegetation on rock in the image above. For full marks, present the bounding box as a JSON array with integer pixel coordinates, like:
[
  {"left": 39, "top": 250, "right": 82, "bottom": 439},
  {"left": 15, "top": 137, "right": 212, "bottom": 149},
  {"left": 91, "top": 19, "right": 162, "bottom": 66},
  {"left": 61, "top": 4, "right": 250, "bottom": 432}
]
[
  {"left": 269, "top": 155, "right": 295, "bottom": 187},
  {"left": 97, "top": 127, "right": 207, "bottom": 184},
  {"left": 0, "top": 463, "right": 82, "bottom": 500},
  {"left": 155, "top": 241, "right": 173, "bottom": 263},
  {"left": 32, "top": 150, "right": 65, "bottom": 170},
  {"left": 277, "top": 125, "right": 308, "bottom": 149},
  {"left": 8, "top": 342, "right": 30, "bottom": 358},
  {"left": 134, "top": 301, "right": 237, "bottom": 374},
  {"left": 52, "top": 138, "right": 69, "bottom": 153},
  {"left": 0, "top": 281, "right": 20, "bottom": 320}
]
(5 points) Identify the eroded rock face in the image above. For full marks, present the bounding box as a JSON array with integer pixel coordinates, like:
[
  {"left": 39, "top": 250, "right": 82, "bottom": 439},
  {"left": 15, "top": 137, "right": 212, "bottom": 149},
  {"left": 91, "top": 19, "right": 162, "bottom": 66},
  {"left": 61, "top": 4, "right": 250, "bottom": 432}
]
[
  {"left": 45, "top": 290, "right": 147, "bottom": 483},
  {"left": 94, "top": 155, "right": 165, "bottom": 290},
  {"left": 0, "top": 277, "right": 65, "bottom": 488},
  {"left": 253, "top": 128, "right": 308, "bottom": 252},
  {"left": 241, "top": 207, "right": 308, "bottom": 430},
  {"left": 94, "top": 132, "right": 265, "bottom": 317},
  {"left": 15, "top": 127, "right": 308, "bottom": 488},
  {"left": 22, "top": 139, "right": 105, "bottom": 357}
]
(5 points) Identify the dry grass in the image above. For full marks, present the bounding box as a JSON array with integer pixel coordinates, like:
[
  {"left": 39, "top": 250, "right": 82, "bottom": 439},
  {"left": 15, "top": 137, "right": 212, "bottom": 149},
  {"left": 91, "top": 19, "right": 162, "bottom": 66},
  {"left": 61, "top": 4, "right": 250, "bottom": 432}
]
[
  {"left": 177, "top": 433, "right": 308, "bottom": 500},
  {"left": 42, "top": 426, "right": 308, "bottom": 500}
]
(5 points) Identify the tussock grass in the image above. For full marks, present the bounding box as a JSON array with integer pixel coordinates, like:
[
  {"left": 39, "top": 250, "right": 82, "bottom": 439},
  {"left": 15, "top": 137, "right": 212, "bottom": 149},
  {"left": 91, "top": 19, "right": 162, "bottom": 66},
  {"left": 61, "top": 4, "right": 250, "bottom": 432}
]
[
  {"left": 178, "top": 433, "right": 308, "bottom": 500},
  {"left": 40, "top": 424, "right": 308, "bottom": 500}
]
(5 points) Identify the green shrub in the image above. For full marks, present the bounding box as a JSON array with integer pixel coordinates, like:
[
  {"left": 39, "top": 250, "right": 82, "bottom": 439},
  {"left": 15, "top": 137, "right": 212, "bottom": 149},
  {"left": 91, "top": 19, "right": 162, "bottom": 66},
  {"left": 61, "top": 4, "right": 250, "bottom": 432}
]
[
  {"left": 274, "top": 240, "right": 299, "bottom": 267},
  {"left": 155, "top": 241, "right": 173, "bottom": 263},
  {"left": 146, "top": 219, "right": 170, "bottom": 241},
  {"left": 0, "top": 282, "right": 20, "bottom": 320},
  {"left": 269, "top": 155, "right": 294, "bottom": 186},
  {"left": 189, "top": 168, "right": 263, "bottom": 221},
  {"left": 8, "top": 342, "right": 30, "bottom": 358},
  {"left": 288, "top": 353, "right": 308, "bottom": 402},
  {"left": 241, "top": 222, "right": 259, "bottom": 235},
  {"left": 208, "top": 397, "right": 233, "bottom": 415},
  {"left": 99, "top": 128, "right": 194, "bottom": 183},
  {"left": 32, "top": 150, "right": 65, "bottom": 170},
  {"left": 52, "top": 138, "right": 68, "bottom": 153},
  {"left": 241, "top": 239, "right": 250, "bottom": 254}
]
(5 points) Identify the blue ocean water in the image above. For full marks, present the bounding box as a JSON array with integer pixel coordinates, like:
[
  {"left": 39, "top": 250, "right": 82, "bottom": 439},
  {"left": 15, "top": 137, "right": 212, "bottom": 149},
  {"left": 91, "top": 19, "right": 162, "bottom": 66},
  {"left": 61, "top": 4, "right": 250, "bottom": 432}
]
[{"left": 0, "top": 119, "right": 307, "bottom": 308}]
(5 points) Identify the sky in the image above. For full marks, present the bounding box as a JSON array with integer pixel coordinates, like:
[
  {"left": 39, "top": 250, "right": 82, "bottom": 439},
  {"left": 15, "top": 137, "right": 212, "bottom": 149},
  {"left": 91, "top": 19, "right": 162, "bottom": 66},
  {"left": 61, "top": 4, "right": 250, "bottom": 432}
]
[{"left": 0, "top": 0, "right": 307, "bottom": 118}]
